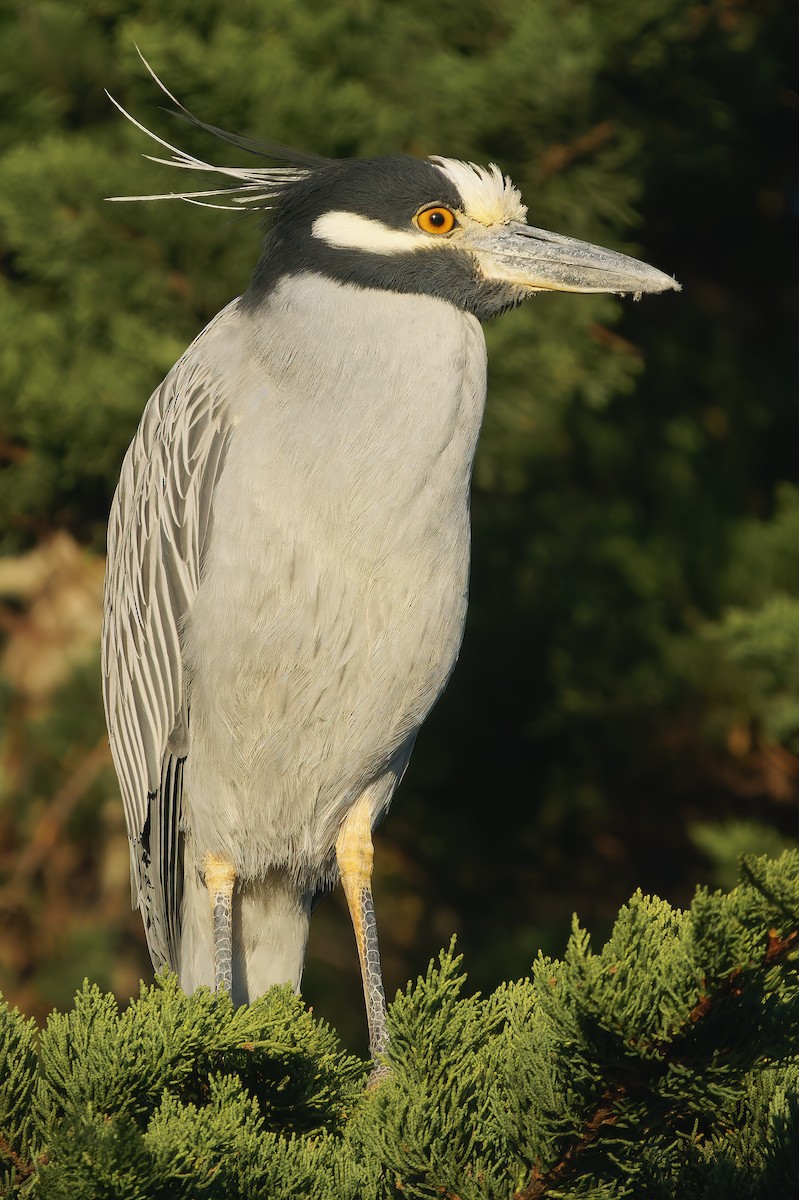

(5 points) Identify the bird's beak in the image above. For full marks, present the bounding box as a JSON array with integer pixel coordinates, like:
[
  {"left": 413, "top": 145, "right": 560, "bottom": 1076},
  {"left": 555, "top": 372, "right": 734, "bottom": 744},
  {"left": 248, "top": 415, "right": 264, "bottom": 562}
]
[{"left": 465, "top": 220, "right": 680, "bottom": 296}]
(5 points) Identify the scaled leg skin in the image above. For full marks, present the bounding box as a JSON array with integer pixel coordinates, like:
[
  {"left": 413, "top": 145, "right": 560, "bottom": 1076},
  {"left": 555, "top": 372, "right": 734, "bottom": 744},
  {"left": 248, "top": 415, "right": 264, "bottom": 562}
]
[
  {"left": 204, "top": 854, "right": 236, "bottom": 994},
  {"left": 336, "top": 794, "right": 389, "bottom": 1079}
]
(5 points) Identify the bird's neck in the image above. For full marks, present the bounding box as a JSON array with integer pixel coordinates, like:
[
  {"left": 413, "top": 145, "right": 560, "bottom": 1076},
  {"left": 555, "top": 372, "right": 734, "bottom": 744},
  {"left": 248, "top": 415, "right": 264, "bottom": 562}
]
[
  {"left": 244, "top": 270, "right": 486, "bottom": 437},
  {"left": 236, "top": 271, "right": 488, "bottom": 526}
]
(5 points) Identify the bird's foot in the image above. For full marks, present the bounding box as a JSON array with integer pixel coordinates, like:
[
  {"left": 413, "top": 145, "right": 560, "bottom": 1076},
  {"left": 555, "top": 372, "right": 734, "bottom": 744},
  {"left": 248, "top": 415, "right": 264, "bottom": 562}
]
[{"left": 366, "top": 1060, "right": 391, "bottom": 1090}]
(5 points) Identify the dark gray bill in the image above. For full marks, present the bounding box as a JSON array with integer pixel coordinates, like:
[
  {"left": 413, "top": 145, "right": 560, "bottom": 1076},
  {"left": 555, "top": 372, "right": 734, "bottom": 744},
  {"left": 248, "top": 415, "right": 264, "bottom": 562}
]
[{"left": 470, "top": 221, "right": 680, "bottom": 296}]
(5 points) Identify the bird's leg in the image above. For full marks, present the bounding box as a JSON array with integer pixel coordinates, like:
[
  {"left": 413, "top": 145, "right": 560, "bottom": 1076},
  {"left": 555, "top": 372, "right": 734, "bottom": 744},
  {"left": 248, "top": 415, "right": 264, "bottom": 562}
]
[
  {"left": 336, "top": 794, "right": 389, "bottom": 1076},
  {"left": 204, "top": 853, "right": 236, "bottom": 995}
]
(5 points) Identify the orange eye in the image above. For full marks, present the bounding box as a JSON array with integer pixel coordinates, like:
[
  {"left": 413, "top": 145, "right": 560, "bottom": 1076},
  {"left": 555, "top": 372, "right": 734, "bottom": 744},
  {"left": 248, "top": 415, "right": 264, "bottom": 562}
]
[{"left": 415, "top": 206, "right": 457, "bottom": 235}]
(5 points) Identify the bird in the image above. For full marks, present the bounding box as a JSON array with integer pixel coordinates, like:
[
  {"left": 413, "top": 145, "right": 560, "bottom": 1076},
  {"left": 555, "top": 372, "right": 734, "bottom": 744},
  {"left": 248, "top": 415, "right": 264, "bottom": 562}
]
[{"left": 101, "top": 61, "right": 679, "bottom": 1070}]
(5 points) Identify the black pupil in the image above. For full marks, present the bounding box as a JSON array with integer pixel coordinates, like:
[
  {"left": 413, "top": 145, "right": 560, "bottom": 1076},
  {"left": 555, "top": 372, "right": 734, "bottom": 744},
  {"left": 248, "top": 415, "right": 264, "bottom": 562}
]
[{"left": 429, "top": 210, "right": 445, "bottom": 225}]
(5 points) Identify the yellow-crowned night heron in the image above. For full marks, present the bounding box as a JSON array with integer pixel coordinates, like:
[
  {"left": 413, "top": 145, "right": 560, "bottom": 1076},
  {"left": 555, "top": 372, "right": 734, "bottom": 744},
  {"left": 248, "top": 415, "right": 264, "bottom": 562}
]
[{"left": 102, "top": 63, "right": 679, "bottom": 1070}]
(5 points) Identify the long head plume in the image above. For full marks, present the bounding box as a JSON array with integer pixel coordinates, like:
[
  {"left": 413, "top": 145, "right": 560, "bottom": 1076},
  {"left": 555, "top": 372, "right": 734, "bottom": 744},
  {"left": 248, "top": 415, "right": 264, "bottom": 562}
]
[{"left": 106, "top": 50, "right": 329, "bottom": 211}]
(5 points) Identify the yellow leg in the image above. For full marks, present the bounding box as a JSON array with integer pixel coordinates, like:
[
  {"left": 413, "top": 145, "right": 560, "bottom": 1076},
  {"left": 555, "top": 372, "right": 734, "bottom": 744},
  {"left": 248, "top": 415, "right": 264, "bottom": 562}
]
[
  {"left": 204, "top": 853, "right": 236, "bottom": 995},
  {"left": 336, "top": 794, "right": 389, "bottom": 1075}
]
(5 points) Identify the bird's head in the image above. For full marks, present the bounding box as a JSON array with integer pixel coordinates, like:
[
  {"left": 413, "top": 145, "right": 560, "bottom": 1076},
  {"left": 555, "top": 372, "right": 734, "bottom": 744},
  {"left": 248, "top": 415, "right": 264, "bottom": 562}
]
[{"left": 109, "top": 57, "right": 680, "bottom": 320}]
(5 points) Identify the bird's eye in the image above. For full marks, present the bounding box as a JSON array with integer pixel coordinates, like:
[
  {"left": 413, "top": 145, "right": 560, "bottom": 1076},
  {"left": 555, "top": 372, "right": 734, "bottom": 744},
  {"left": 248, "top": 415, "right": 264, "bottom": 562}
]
[{"left": 415, "top": 206, "right": 457, "bottom": 235}]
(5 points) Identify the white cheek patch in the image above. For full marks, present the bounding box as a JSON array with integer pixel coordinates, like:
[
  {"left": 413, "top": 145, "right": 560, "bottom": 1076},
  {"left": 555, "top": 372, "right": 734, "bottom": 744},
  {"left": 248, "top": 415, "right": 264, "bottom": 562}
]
[{"left": 312, "top": 211, "right": 429, "bottom": 255}]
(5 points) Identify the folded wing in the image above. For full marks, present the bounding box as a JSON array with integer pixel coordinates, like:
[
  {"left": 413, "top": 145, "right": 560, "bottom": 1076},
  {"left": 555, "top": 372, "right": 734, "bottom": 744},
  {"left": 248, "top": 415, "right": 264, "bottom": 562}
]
[{"left": 102, "top": 305, "right": 235, "bottom": 969}]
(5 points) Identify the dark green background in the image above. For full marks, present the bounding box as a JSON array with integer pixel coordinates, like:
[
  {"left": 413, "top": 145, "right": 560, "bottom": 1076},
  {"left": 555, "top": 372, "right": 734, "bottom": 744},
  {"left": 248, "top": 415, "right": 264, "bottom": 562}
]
[{"left": 0, "top": 0, "right": 797, "bottom": 1051}]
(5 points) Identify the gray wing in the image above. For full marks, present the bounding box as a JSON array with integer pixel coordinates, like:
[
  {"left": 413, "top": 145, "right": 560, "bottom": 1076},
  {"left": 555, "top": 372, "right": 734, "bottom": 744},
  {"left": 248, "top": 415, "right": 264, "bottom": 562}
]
[{"left": 102, "top": 307, "right": 235, "bottom": 970}]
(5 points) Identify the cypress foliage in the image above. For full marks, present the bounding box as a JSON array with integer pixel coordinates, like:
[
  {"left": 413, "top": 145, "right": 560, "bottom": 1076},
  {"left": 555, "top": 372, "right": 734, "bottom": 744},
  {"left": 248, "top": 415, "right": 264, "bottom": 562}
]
[{"left": 2, "top": 852, "right": 798, "bottom": 1198}]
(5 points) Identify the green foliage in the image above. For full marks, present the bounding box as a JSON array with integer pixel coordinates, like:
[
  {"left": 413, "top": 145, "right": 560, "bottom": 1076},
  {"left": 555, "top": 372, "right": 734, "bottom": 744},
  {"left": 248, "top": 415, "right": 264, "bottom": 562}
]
[
  {"left": 704, "top": 487, "right": 799, "bottom": 750},
  {"left": 3, "top": 854, "right": 799, "bottom": 1198},
  {"left": 0, "top": 1001, "right": 37, "bottom": 1171},
  {"left": 35, "top": 974, "right": 364, "bottom": 1137},
  {"left": 353, "top": 950, "right": 508, "bottom": 1199}
]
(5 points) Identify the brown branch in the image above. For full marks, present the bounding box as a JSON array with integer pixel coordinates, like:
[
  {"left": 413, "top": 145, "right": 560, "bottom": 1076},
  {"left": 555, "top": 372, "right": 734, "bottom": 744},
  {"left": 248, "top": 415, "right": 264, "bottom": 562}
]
[
  {"left": 764, "top": 926, "right": 799, "bottom": 965},
  {"left": 654, "top": 923, "right": 798, "bottom": 1051},
  {"left": 0, "top": 1131, "right": 35, "bottom": 1181},
  {"left": 514, "top": 1089, "right": 621, "bottom": 1200},
  {"left": 515, "top": 920, "right": 799, "bottom": 1196},
  {"left": 703, "top": 736, "right": 799, "bottom": 806},
  {"left": 0, "top": 737, "right": 111, "bottom": 906},
  {"left": 588, "top": 323, "right": 643, "bottom": 358},
  {"left": 537, "top": 121, "right": 615, "bottom": 180},
  {"left": 0, "top": 439, "right": 28, "bottom": 465}
]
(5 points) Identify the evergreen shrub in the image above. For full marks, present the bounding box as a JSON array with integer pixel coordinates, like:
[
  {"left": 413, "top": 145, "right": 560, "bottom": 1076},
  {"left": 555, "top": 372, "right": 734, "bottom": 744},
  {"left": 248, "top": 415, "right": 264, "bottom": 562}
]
[{"left": 2, "top": 852, "right": 798, "bottom": 1198}]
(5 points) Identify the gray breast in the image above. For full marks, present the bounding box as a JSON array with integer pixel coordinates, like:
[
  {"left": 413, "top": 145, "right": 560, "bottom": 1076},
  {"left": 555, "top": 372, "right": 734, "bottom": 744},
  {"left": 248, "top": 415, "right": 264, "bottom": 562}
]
[{"left": 181, "top": 274, "right": 488, "bottom": 884}]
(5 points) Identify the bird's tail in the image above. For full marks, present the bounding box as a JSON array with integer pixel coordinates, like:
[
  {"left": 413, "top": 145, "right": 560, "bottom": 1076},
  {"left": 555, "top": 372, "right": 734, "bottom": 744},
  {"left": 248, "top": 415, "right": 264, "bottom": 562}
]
[{"left": 178, "top": 864, "right": 312, "bottom": 1005}]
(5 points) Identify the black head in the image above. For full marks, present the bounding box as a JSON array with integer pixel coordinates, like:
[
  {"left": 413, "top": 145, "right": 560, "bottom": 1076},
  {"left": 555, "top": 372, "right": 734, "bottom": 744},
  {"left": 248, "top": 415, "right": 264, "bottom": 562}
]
[
  {"left": 109, "top": 61, "right": 680, "bottom": 318},
  {"left": 242, "top": 153, "right": 533, "bottom": 321}
]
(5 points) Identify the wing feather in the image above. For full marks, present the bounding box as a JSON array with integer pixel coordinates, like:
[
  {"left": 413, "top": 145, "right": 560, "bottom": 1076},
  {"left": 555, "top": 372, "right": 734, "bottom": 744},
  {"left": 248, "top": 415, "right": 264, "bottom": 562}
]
[{"left": 102, "top": 304, "right": 236, "bottom": 969}]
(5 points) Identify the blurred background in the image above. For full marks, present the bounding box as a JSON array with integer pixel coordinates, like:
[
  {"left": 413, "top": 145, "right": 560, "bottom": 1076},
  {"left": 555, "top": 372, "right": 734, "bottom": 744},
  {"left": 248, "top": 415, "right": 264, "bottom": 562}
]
[{"left": 0, "top": 0, "right": 797, "bottom": 1053}]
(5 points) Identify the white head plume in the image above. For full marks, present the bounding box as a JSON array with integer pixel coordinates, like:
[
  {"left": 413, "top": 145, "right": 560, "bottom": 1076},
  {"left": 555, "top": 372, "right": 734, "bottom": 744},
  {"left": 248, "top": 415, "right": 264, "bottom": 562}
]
[
  {"left": 106, "top": 51, "right": 322, "bottom": 210},
  {"left": 431, "top": 156, "right": 527, "bottom": 226}
]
